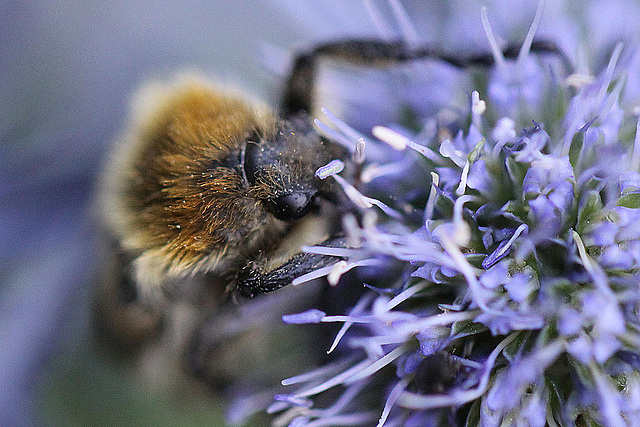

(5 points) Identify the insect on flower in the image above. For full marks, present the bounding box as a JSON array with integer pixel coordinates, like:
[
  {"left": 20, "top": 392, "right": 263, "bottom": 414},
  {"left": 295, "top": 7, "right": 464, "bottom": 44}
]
[{"left": 94, "top": 33, "right": 569, "bottom": 401}]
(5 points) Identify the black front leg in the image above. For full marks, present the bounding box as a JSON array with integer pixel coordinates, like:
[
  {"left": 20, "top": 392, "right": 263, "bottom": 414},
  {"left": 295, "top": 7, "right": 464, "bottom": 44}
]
[
  {"left": 236, "top": 236, "right": 347, "bottom": 299},
  {"left": 236, "top": 249, "right": 343, "bottom": 299},
  {"left": 281, "top": 38, "right": 570, "bottom": 117}
]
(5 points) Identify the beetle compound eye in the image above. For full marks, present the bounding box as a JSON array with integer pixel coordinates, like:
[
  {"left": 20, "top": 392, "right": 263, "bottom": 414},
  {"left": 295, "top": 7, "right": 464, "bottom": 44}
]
[
  {"left": 243, "top": 140, "right": 262, "bottom": 186},
  {"left": 267, "top": 191, "right": 317, "bottom": 220}
]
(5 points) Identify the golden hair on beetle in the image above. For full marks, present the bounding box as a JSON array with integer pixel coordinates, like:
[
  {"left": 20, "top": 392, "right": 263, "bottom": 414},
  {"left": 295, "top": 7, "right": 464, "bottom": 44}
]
[{"left": 99, "top": 73, "right": 342, "bottom": 302}]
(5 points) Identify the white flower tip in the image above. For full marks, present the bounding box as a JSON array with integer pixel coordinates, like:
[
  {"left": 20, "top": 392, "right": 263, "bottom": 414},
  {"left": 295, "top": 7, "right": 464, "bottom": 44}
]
[
  {"left": 360, "top": 165, "right": 377, "bottom": 184},
  {"left": 471, "top": 91, "right": 487, "bottom": 116},
  {"left": 353, "top": 137, "right": 366, "bottom": 163},
  {"left": 439, "top": 139, "right": 465, "bottom": 166},
  {"left": 565, "top": 73, "right": 595, "bottom": 88},
  {"left": 430, "top": 171, "right": 440, "bottom": 186},
  {"left": 372, "top": 126, "right": 408, "bottom": 150},
  {"left": 313, "top": 117, "right": 326, "bottom": 130},
  {"left": 316, "top": 159, "right": 345, "bottom": 179},
  {"left": 328, "top": 260, "right": 348, "bottom": 285},
  {"left": 282, "top": 309, "right": 327, "bottom": 325}
]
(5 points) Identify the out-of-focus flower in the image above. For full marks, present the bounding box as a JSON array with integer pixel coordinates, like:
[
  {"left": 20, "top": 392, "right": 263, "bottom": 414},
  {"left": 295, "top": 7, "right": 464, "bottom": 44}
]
[{"left": 235, "top": 1, "right": 640, "bottom": 426}]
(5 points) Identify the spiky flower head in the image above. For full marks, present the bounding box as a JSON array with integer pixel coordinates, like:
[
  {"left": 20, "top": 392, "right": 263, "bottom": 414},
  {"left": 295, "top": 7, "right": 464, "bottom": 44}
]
[{"left": 234, "top": 1, "right": 640, "bottom": 426}]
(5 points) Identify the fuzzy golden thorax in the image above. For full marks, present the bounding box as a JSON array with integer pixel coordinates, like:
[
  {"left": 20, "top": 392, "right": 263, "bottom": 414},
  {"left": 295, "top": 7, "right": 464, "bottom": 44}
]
[{"left": 100, "top": 76, "right": 343, "bottom": 292}]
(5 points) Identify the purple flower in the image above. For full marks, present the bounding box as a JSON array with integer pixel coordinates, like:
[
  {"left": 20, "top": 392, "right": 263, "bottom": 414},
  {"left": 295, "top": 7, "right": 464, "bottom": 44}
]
[
  {"left": 522, "top": 155, "right": 575, "bottom": 236},
  {"left": 232, "top": 1, "right": 640, "bottom": 426}
]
